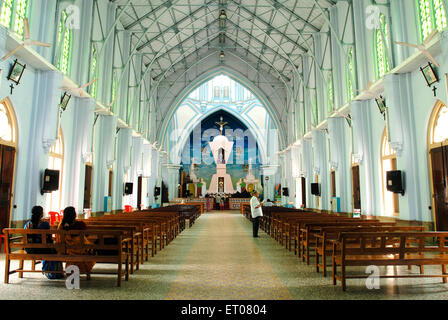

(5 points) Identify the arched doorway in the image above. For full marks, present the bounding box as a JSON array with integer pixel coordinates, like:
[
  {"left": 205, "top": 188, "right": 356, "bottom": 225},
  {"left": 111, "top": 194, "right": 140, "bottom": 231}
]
[
  {"left": 380, "top": 128, "right": 399, "bottom": 217},
  {"left": 428, "top": 100, "right": 448, "bottom": 230},
  {"left": 0, "top": 99, "right": 17, "bottom": 230},
  {"left": 45, "top": 129, "right": 64, "bottom": 214}
]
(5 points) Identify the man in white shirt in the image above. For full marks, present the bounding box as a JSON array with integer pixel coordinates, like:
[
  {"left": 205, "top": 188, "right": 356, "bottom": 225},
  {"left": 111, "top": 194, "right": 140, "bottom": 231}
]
[{"left": 250, "top": 191, "right": 264, "bottom": 238}]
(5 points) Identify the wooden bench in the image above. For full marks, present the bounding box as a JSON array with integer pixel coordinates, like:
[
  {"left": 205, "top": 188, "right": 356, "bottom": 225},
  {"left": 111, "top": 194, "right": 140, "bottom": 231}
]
[
  {"left": 86, "top": 216, "right": 160, "bottom": 259},
  {"left": 3, "top": 228, "right": 130, "bottom": 287},
  {"left": 297, "top": 220, "right": 397, "bottom": 264},
  {"left": 82, "top": 222, "right": 142, "bottom": 274},
  {"left": 315, "top": 225, "right": 425, "bottom": 277},
  {"left": 332, "top": 231, "right": 448, "bottom": 291},
  {"left": 284, "top": 216, "right": 358, "bottom": 251}
]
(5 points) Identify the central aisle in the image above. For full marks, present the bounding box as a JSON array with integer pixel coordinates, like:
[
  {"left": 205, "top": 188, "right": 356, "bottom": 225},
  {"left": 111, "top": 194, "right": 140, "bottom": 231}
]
[{"left": 165, "top": 211, "right": 293, "bottom": 300}]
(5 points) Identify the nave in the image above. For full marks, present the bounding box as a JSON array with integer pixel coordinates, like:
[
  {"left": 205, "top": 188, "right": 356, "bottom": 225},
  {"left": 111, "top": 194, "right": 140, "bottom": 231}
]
[{"left": 1, "top": 211, "right": 447, "bottom": 300}]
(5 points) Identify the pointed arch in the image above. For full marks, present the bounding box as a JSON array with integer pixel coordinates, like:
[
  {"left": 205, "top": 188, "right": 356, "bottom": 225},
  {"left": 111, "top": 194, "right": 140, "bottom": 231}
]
[
  {"left": 45, "top": 128, "right": 64, "bottom": 214},
  {"left": 0, "top": 97, "right": 18, "bottom": 148},
  {"left": 380, "top": 127, "right": 399, "bottom": 217},
  {"left": 158, "top": 67, "right": 285, "bottom": 150}
]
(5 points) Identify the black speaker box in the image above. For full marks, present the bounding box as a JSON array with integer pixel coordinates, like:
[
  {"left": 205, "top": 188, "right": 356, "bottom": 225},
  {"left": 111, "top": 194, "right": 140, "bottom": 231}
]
[
  {"left": 154, "top": 187, "right": 161, "bottom": 197},
  {"left": 41, "top": 169, "right": 60, "bottom": 194},
  {"left": 386, "top": 170, "right": 405, "bottom": 195},
  {"left": 282, "top": 187, "right": 289, "bottom": 197},
  {"left": 311, "top": 183, "right": 321, "bottom": 196},
  {"left": 124, "top": 183, "right": 133, "bottom": 195}
]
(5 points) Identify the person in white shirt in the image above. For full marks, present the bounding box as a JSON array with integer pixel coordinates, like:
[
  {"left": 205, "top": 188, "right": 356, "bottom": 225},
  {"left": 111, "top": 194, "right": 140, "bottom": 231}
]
[{"left": 250, "top": 191, "right": 264, "bottom": 238}]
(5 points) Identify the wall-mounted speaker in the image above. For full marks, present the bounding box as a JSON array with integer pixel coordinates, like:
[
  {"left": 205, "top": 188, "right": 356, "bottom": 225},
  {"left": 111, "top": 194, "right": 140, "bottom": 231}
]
[
  {"left": 41, "top": 169, "right": 59, "bottom": 195},
  {"left": 154, "top": 187, "right": 161, "bottom": 197},
  {"left": 124, "top": 183, "right": 133, "bottom": 195},
  {"left": 282, "top": 187, "right": 289, "bottom": 197},
  {"left": 386, "top": 170, "right": 405, "bottom": 195},
  {"left": 311, "top": 183, "right": 321, "bottom": 196}
]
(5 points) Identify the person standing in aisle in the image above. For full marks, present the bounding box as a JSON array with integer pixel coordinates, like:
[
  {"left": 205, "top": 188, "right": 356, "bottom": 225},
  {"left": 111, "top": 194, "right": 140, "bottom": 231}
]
[{"left": 250, "top": 191, "right": 264, "bottom": 238}]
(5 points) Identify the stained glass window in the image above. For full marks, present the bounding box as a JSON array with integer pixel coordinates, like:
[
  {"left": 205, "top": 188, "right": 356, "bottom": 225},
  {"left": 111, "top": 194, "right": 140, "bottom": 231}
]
[
  {"left": 418, "top": 0, "right": 447, "bottom": 40},
  {"left": 0, "top": 0, "right": 29, "bottom": 38},
  {"left": 434, "top": 0, "right": 447, "bottom": 31},
  {"left": 327, "top": 72, "right": 334, "bottom": 115},
  {"left": 311, "top": 95, "right": 318, "bottom": 126},
  {"left": 345, "top": 47, "right": 355, "bottom": 101},
  {"left": 57, "top": 9, "right": 72, "bottom": 75},
  {"left": 112, "top": 70, "right": 118, "bottom": 103},
  {"left": 375, "top": 14, "right": 390, "bottom": 79},
  {"left": 0, "top": 0, "right": 14, "bottom": 29},
  {"left": 90, "top": 45, "right": 98, "bottom": 98},
  {"left": 13, "top": 0, "right": 29, "bottom": 37}
]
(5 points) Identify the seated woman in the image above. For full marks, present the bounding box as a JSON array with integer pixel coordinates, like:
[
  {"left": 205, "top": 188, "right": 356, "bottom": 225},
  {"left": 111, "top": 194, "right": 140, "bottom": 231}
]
[
  {"left": 24, "top": 206, "right": 52, "bottom": 254},
  {"left": 24, "top": 206, "right": 63, "bottom": 279},
  {"left": 57, "top": 207, "right": 95, "bottom": 274}
]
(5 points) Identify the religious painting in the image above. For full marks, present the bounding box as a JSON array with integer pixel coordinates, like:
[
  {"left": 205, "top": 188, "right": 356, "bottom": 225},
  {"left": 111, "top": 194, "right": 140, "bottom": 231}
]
[{"left": 420, "top": 63, "right": 438, "bottom": 87}]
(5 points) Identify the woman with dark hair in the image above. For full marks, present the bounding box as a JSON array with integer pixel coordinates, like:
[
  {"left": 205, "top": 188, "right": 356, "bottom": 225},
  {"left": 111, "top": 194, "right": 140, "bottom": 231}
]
[
  {"left": 24, "top": 206, "right": 51, "bottom": 254},
  {"left": 57, "top": 207, "right": 95, "bottom": 274},
  {"left": 24, "top": 206, "right": 63, "bottom": 279}
]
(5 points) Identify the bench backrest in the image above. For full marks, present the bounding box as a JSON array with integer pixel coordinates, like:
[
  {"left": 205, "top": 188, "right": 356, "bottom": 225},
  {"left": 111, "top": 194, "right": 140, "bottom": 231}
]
[
  {"left": 3, "top": 228, "right": 124, "bottom": 255},
  {"left": 338, "top": 232, "right": 448, "bottom": 257}
]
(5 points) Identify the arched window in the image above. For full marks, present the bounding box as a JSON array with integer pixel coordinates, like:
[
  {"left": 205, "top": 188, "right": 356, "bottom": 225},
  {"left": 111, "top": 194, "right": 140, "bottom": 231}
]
[
  {"left": 327, "top": 71, "right": 334, "bottom": 115},
  {"left": 311, "top": 95, "right": 318, "bottom": 126},
  {"left": 111, "top": 69, "right": 119, "bottom": 112},
  {"left": 418, "top": 0, "right": 447, "bottom": 40},
  {"left": 56, "top": 9, "right": 73, "bottom": 75},
  {"left": 431, "top": 103, "right": 448, "bottom": 144},
  {"left": 0, "top": 0, "right": 30, "bottom": 38},
  {"left": 90, "top": 44, "right": 98, "bottom": 98},
  {"left": 381, "top": 129, "right": 399, "bottom": 216},
  {"left": 345, "top": 47, "right": 355, "bottom": 101},
  {"left": 0, "top": 100, "right": 16, "bottom": 146},
  {"left": 375, "top": 13, "right": 390, "bottom": 79},
  {"left": 45, "top": 130, "right": 64, "bottom": 214}
]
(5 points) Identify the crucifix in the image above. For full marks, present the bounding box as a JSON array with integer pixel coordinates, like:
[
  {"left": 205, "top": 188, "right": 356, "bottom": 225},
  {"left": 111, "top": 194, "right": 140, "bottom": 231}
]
[
  {"left": 433, "top": 86, "right": 437, "bottom": 97},
  {"left": 215, "top": 116, "right": 228, "bottom": 135},
  {"left": 9, "top": 84, "right": 14, "bottom": 95}
]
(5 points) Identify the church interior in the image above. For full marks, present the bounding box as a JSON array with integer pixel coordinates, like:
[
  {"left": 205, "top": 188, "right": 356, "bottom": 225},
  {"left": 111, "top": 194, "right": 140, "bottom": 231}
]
[{"left": 1, "top": 0, "right": 448, "bottom": 301}]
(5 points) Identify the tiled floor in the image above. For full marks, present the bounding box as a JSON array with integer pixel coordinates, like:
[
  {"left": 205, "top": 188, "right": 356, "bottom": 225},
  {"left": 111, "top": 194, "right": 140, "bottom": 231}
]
[{"left": 0, "top": 211, "right": 448, "bottom": 300}]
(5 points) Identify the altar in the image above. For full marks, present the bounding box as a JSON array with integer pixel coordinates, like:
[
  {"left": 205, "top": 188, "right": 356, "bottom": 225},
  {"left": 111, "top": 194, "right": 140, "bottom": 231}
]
[
  {"left": 229, "top": 198, "right": 251, "bottom": 210},
  {"left": 207, "top": 116, "right": 235, "bottom": 194}
]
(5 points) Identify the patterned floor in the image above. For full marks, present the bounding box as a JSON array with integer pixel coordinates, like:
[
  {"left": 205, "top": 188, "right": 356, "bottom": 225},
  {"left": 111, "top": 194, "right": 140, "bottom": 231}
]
[
  {"left": 165, "top": 211, "right": 293, "bottom": 300},
  {"left": 0, "top": 211, "right": 448, "bottom": 300}
]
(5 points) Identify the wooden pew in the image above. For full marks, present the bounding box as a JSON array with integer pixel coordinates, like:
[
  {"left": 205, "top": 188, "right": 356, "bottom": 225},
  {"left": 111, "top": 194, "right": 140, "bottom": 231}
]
[
  {"left": 331, "top": 231, "right": 448, "bottom": 291},
  {"left": 83, "top": 222, "right": 142, "bottom": 274},
  {"left": 298, "top": 220, "right": 398, "bottom": 264},
  {"left": 315, "top": 225, "right": 425, "bottom": 277},
  {"left": 87, "top": 216, "right": 162, "bottom": 259},
  {"left": 3, "top": 228, "right": 130, "bottom": 287},
  {"left": 144, "top": 205, "right": 201, "bottom": 229}
]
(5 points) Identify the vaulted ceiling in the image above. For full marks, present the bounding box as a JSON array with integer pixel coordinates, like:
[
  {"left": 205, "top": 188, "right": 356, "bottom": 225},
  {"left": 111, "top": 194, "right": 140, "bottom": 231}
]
[{"left": 113, "top": 0, "right": 334, "bottom": 84}]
